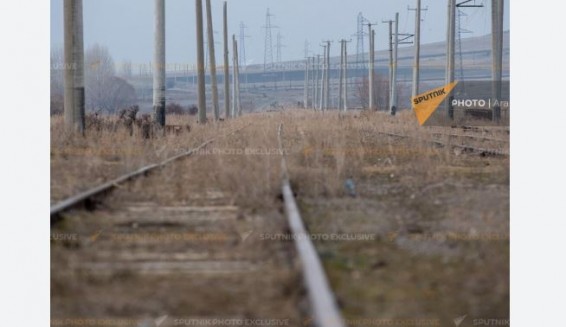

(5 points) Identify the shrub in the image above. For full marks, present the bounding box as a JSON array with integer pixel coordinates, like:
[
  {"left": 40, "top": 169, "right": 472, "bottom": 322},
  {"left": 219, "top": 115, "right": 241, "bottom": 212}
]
[
  {"left": 188, "top": 105, "right": 198, "bottom": 116},
  {"left": 166, "top": 102, "right": 186, "bottom": 115}
]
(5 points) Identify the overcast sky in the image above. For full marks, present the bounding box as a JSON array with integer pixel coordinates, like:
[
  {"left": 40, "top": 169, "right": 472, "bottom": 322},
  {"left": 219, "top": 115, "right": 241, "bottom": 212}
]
[{"left": 50, "top": 0, "right": 510, "bottom": 68}]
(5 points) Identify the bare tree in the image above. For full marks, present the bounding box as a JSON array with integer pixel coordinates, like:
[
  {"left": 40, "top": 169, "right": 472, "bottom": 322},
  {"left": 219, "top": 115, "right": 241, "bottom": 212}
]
[
  {"left": 108, "top": 77, "right": 137, "bottom": 111},
  {"left": 118, "top": 60, "right": 133, "bottom": 79},
  {"left": 83, "top": 44, "right": 137, "bottom": 113},
  {"left": 85, "top": 44, "right": 116, "bottom": 111},
  {"left": 356, "top": 73, "right": 389, "bottom": 110}
]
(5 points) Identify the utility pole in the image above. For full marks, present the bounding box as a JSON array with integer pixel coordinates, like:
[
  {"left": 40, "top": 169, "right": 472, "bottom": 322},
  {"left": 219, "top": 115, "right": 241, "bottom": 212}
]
[
  {"left": 319, "top": 45, "right": 326, "bottom": 111},
  {"left": 445, "top": 0, "right": 483, "bottom": 119},
  {"left": 153, "top": 0, "right": 166, "bottom": 127},
  {"left": 315, "top": 54, "right": 321, "bottom": 111},
  {"left": 367, "top": 23, "right": 376, "bottom": 110},
  {"left": 232, "top": 35, "right": 241, "bottom": 117},
  {"left": 491, "top": 0, "right": 504, "bottom": 122},
  {"left": 409, "top": 0, "right": 427, "bottom": 99},
  {"left": 304, "top": 57, "right": 310, "bottom": 108},
  {"left": 196, "top": 0, "right": 207, "bottom": 123},
  {"left": 232, "top": 36, "right": 237, "bottom": 117},
  {"left": 339, "top": 40, "right": 351, "bottom": 111},
  {"left": 223, "top": 1, "right": 230, "bottom": 119},
  {"left": 324, "top": 41, "right": 331, "bottom": 109},
  {"left": 341, "top": 40, "right": 350, "bottom": 111},
  {"left": 63, "top": 0, "right": 85, "bottom": 133},
  {"left": 205, "top": 0, "right": 219, "bottom": 120},
  {"left": 339, "top": 41, "right": 344, "bottom": 111},
  {"left": 445, "top": 0, "right": 456, "bottom": 119},
  {"left": 390, "top": 13, "right": 399, "bottom": 116},
  {"left": 311, "top": 57, "right": 316, "bottom": 110},
  {"left": 383, "top": 19, "right": 393, "bottom": 112}
]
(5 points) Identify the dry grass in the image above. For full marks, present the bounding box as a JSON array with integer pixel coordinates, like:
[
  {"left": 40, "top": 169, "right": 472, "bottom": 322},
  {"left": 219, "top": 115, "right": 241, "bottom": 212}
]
[
  {"left": 51, "top": 109, "right": 509, "bottom": 323},
  {"left": 50, "top": 114, "right": 248, "bottom": 203},
  {"left": 270, "top": 110, "right": 509, "bottom": 323}
]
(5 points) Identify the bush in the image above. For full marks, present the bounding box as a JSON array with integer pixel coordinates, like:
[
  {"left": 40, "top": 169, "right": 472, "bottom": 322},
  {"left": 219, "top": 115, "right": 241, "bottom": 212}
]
[
  {"left": 51, "top": 94, "right": 64, "bottom": 116},
  {"left": 166, "top": 102, "right": 186, "bottom": 115},
  {"left": 188, "top": 105, "right": 198, "bottom": 116}
]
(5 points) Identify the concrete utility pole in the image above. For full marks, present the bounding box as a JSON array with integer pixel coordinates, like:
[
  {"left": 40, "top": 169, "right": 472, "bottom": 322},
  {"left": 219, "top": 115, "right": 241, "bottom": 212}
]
[
  {"left": 491, "top": 0, "right": 504, "bottom": 122},
  {"left": 367, "top": 23, "right": 375, "bottom": 110},
  {"left": 339, "top": 41, "right": 344, "bottom": 111},
  {"left": 223, "top": 1, "right": 230, "bottom": 119},
  {"left": 382, "top": 19, "right": 393, "bottom": 112},
  {"left": 446, "top": 0, "right": 456, "bottom": 86},
  {"left": 304, "top": 57, "right": 310, "bottom": 108},
  {"left": 343, "top": 40, "right": 349, "bottom": 111},
  {"left": 315, "top": 55, "right": 320, "bottom": 111},
  {"left": 196, "top": 0, "right": 207, "bottom": 123},
  {"left": 411, "top": 0, "right": 424, "bottom": 99},
  {"left": 319, "top": 45, "right": 326, "bottom": 111},
  {"left": 63, "top": 0, "right": 85, "bottom": 133},
  {"left": 309, "top": 56, "right": 317, "bottom": 111},
  {"left": 236, "top": 41, "right": 242, "bottom": 117},
  {"left": 153, "top": 0, "right": 166, "bottom": 127},
  {"left": 390, "top": 13, "right": 399, "bottom": 116},
  {"left": 232, "top": 35, "right": 241, "bottom": 117},
  {"left": 325, "top": 42, "right": 331, "bottom": 110},
  {"left": 232, "top": 36, "right": 237, "bottom": 117},
  {"left": 339, "top": 40, "right": 350, "bottom": 111},
  {"left": 445, "top": 0, "right": 456, "bottom": 119},
  {"left": 205, "top": 0, "right": 220, "bottom": 120}
]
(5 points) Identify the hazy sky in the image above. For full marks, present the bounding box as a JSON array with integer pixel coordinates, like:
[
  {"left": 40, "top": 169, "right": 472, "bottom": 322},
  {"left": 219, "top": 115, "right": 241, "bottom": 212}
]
[{"left": 50, "top": 0, "right": 510, "bottom": 68}]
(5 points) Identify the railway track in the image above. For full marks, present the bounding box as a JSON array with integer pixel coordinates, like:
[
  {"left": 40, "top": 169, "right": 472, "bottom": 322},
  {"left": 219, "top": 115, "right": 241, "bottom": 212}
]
[
  {"left": 374, "top": 128, "right": 509, "bottom": 157},
  {"left": 51, "top": 121, "right": 346, "bottom": 327},
  {"left": 278, "top": 123, "right": 346, "bottom": 327},
  {"left": 50, "top": 124, "right": 249, "bottom": 223}
]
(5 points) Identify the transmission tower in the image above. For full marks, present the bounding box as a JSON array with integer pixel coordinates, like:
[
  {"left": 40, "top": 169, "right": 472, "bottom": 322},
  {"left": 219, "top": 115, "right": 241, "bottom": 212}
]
[
  {"left": 239, "top": 22, "right": 250, "bottom": 67},
  {"left": 276, "top": 32, "right": 285, "bottom": 63},
  {"left": 304, "top": 40, "right": 310, "bottom": 59},
  {"left": 354, "top": 12, "right": 368, "bottom": 68},
  {"left": 262, "top": 8, "right": 278, "bottom": 71}
]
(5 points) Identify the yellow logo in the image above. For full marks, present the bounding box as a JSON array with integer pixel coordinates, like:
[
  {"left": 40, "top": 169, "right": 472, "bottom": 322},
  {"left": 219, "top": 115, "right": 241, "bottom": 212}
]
[{"left": 412, "top": 81, "right": 458, "bottom": 126}]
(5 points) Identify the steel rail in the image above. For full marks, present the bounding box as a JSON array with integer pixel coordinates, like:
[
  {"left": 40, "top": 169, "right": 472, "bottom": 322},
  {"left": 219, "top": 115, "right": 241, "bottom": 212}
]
[
  {"left": 51, "top": 124, "right": 249, "bottom": 222},
  {"left": 376, "top": 130, "right": 508, "bottom": 157},
  {"left": 277, "top": 123, "right": 346, "bottom": 327}
]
